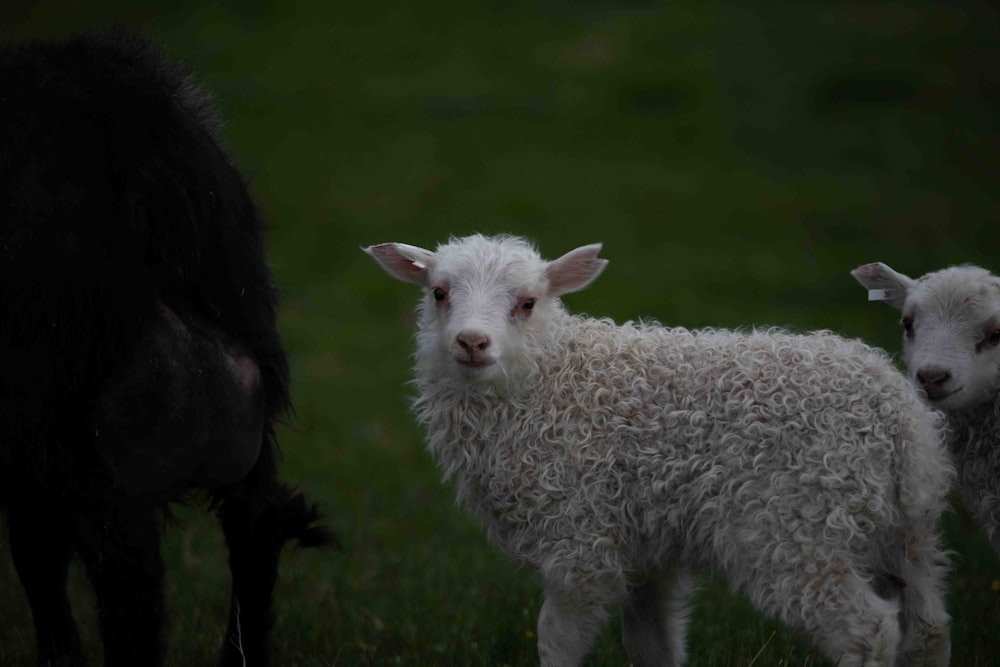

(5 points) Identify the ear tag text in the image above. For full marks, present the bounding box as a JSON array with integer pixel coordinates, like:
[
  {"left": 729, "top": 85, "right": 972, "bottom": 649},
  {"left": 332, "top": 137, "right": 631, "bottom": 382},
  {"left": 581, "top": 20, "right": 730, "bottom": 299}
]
[{"left": 868, "top": 289, "right": 890, "bottom": 302}]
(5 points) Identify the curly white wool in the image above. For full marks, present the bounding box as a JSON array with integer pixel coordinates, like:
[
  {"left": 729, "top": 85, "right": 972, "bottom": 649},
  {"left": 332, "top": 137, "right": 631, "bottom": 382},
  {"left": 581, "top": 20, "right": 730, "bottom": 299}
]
[
  {"left": 370, "top": 235, "right": 953, "bottom": 667},
  {"left": 854, "top": 261, "right": 1000, "bottom": 553}
]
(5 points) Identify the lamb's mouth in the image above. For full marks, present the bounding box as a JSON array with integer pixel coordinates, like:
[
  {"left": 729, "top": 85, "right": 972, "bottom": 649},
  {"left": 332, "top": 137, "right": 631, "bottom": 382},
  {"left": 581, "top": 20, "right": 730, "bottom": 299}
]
[
  {"left": 457, "top": 358, "right": 495, "bottom": 368},
  {"left": 926, "top": 386, "right": 963, "bottom": 402}
]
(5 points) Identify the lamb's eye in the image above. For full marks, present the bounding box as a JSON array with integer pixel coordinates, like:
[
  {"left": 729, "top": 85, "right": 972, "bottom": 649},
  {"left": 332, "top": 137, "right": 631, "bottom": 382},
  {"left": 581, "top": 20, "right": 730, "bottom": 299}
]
[
  {"left": 513, "top": 297, "right": 536, "bottom": 318},
  {"left": 432, "top": 287, "right": 447, "bottom": 302},
  {"left": 988, "top": 329, "right": 1000, "bottom": 347},
  {"left": 901, "top": 316, "right": 914, "bottom": 336}
]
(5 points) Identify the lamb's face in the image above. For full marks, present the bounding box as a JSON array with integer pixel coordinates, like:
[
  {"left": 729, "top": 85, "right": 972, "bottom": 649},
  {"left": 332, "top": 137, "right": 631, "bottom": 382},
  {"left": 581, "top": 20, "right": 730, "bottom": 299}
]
[
  {"left": 366, "top": 234, "right": 607, "bottom": 387},
  {"left": 854, "top": 263, "right": 1000, "bottom": 412},
  {"left": 899, "top": 268, "right": 1000, "bottom": 411},
  {"left": 416, "top": 236, "right": 553, "bottom": 385}
]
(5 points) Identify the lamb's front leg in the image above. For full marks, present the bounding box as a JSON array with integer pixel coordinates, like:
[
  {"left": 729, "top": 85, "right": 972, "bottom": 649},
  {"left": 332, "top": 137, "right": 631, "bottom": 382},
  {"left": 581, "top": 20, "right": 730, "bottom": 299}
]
[{"left": 537, "top": 587, "right": 609, "bottom": 667}]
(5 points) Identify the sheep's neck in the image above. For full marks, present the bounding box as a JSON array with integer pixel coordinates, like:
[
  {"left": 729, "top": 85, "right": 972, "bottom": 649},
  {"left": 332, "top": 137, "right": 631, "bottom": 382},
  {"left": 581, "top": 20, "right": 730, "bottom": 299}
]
[{"left": 947, "top": 392, "right": 1000, "bottom": 455}]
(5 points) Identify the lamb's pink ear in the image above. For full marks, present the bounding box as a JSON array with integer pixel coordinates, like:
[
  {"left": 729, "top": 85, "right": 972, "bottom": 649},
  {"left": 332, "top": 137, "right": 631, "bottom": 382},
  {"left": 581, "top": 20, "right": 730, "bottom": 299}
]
[
  {"left": 851, "top": 262, "right": 915, "bottom": 311},
  {"left": 364, "top": 242, "right": 435, "bottom": 287},
  {"left": 546, "top": 243, "right": 608, "bottom": 297}
]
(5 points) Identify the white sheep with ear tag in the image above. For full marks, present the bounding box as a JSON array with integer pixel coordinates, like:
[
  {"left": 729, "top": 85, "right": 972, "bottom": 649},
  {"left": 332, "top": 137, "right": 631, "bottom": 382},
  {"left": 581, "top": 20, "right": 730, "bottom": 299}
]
[
  {"left": 368, "top": 234, "right": 953, "bottom": 667},
  {"left": 854, "top": 261, "right": 1000, "bottom": 556}
]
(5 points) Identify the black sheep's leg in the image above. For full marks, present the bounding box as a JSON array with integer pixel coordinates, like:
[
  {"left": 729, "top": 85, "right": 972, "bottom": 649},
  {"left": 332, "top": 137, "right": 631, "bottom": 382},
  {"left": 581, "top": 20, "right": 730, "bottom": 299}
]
[
  {"left": 9, "top": 505, "right": 86, "bottom": 667},
  {"left": 214, "top": 443, "right": 282, "bottom": 667},
  {"left": 75, "top": 502, "right": 165, "bottom": 667},
  {"left": 214, "top": 440, "right": 330, "bottom": 667}
]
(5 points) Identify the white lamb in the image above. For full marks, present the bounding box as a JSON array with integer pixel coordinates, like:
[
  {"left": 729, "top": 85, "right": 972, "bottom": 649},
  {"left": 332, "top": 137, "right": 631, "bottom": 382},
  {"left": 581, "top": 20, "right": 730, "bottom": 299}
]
[
  {"left": 366, "top": 234, "right": 953, "bottom": 667},
  {"left": 853, "top": 261, "right": 1000, "bottom": 556}
]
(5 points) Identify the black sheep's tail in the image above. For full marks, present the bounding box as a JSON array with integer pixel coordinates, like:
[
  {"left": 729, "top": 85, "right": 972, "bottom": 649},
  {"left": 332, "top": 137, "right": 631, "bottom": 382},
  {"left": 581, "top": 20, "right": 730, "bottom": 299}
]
[
  {"left": 210, "top": 435, "right": 336, "bottom": 553},
  {"left": 278, "top": 487, "right": 339, "bottom": 549}
]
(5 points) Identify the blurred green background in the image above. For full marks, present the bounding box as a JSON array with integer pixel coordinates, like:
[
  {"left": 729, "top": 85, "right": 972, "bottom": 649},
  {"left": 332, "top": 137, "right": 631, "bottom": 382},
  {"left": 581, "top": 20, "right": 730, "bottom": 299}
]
[{"left": 2, "top": 0, "right": 999, "bottom": 664}]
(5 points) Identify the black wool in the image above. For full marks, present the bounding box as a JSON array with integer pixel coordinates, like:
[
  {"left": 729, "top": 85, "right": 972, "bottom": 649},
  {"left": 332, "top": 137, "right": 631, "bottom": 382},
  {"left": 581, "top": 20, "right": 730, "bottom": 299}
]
[{"left": 0, "top": 27, "right": 333, "bottom": 667}]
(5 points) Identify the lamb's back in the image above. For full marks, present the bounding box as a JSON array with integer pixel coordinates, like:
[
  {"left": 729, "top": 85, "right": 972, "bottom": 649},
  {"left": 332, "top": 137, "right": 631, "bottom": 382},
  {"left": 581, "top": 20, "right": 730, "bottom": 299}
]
[{"left": 420, "top": 316, "right": 943, "bottom": 576}]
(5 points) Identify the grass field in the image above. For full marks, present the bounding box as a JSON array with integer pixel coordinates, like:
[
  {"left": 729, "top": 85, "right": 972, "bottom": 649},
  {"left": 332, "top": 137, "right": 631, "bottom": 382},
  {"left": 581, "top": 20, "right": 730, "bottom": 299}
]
[{"left": 2, "top": 1, "right": 999, "bottom": 664}]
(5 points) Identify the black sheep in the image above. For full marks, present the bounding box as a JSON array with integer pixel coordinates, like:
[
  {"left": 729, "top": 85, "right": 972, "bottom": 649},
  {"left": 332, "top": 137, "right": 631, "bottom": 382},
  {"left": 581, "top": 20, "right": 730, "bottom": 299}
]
[{"left": 0, "top": 28, "right": 333, "bottom": 666}]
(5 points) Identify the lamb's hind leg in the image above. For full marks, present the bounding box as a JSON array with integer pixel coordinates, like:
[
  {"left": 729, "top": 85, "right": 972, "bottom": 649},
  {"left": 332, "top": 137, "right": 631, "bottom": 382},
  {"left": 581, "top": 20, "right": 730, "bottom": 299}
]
[
  {"left": 537, "top": 585, "right": 610, "bottom": 667},
  {"left": 621, "top": 566, "right": 694, "bottom": 667},
  {"left": 894, "top": 527, "right": 950, "bottom": 667},
  {"left": 796, "top": 565, "right": 902, "bottom": 667}
]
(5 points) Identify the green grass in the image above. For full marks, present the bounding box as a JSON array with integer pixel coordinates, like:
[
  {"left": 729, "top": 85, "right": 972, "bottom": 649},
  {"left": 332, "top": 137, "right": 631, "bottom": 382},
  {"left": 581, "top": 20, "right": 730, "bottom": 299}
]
[{"left": 2, "top": 0, "right": 999, "bottom": 664}]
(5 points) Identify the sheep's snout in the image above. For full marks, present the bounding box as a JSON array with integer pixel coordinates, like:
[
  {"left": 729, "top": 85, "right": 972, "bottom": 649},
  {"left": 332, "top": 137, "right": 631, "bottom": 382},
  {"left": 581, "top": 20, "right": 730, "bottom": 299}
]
[
  {"left": 917, "top": 367, "right": 951, "bottom": 391},
  {"left": 457, "top": 332, "right": 491, "bottom": 353},
  {"left": 454, "top": 330, "right": 495, "bottom": 368},
  {"left": 915, "top": 365, "right": 960, "bottom": 402}
]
